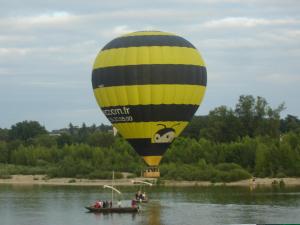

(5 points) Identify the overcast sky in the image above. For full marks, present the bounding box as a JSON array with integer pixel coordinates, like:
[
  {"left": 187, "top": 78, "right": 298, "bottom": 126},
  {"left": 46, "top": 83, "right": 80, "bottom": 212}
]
[{"left": 1, "top": 0, "right": 299, "bottom": 131}]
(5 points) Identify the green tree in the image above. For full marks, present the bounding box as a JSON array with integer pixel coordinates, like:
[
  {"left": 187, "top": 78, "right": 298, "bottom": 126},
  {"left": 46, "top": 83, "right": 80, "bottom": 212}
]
[
  {"left": 182, "top": 116, "right": 208, "bottom": 139},
  {"left": 0, "top": 128, "right": 9, "bottom": 141},
  {"left": 222, "top": 137, "right": 256, "bottom": 171},
  {"left": 280, "top": 114, "right": 300, "bottom": 133},
  {"left": 33, "top": 134, "right": 57, "bottom": 148},
  {"left": 56, "top": 133, "right": 73, "bottom": 147},
  {"left": 87, "top": 131, "right": 115, "bottom": 148},
  {"left": 78, "top": 123, "right": 89, "bottom": 143},
  {"left": 254, "top": 142, "right": 269, "bottom": 177},
  {"left": 9, "top": 121, "right": 47, "bottom": 141},
  {"left": 264, "top": 102, "right": 285, "bottom": 138},
  {"left": 253, "top": 96, "right": 268, "bottom": 136},
  {"left": 201, "top": 106, "right": 241, "bottom": 142},
  {"left": 98, "top": 123, "right": 112, "bottom": 132},
  {"left": 235, "top": 95, "right": 256, "bottom": 137},
  {"left": 68, "top": 123, "right": 76, "bottom": 136},
  {"left": 0, "top": 141, "right": 8, "bottom": 163},
  {"left": 235, "top": 95, "right": 285, "bottom": 139}
]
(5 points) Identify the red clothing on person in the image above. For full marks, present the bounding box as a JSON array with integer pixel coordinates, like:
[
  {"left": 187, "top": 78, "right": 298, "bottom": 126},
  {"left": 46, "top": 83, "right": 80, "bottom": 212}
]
[
  {"left": 131, "top": 200, "right": 137, "bottom": 208},
  {"left": 94, "top": 201, "right": 100, "bottom": 208}
]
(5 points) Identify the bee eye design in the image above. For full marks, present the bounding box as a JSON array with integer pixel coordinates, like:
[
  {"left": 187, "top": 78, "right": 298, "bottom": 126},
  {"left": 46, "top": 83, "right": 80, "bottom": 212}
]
[
  {"left": 153, "top": 130, "right": 175, "bottom": 143},
  {"left": 153, "top": 123, "right": 180, "bottom": 143}
]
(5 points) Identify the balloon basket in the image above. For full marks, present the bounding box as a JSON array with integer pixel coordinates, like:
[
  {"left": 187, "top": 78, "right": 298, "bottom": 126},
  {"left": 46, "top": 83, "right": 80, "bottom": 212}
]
[{"left": 143, "top": 167, "right": 160, "bottom": 178}]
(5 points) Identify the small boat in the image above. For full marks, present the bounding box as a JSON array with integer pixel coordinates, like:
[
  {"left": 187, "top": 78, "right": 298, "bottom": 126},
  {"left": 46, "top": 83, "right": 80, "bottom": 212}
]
[
  {"left": 132, "top": 180, "right": 153, "bottom": 203},
  {"left": 85, "top": 206, "right": 139, "bottom": 213},
  {"left": 85, "top": 171, "right": 138, "bottom": 214}
]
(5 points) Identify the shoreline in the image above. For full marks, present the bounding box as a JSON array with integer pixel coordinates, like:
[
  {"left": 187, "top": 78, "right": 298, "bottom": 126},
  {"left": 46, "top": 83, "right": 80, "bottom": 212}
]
[{"left": 1, "top": 175, "right": 300, "bottom": 187}]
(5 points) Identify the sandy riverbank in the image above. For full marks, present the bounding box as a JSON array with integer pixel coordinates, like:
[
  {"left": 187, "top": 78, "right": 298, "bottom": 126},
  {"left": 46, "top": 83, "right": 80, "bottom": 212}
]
[{"left": 1, "top": 175, "right": 300, "bottom": 187}]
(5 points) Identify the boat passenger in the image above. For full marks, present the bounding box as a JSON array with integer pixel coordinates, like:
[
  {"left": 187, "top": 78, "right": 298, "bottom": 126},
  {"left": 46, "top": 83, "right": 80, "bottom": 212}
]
[
  {"left": 94, "top": 200, "right": 101, "bottom": 208},
  {"left": 117, "top": 200, "right": 122, "bottom": 208},
  {"left": 139, "top": 193, "right": 143, "bottom": 200},
  {"left": 137, "top": 191, "right": 143, "bottom": 200},
  {"left": 131, "top": 199, "right": 137, "bottom": 208},
  {"left": 109, "top": 201, "right": 112, "bottom": 208}
]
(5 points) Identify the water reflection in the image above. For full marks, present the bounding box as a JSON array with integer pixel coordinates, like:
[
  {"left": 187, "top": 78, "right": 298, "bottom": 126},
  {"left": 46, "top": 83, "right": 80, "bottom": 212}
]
[
  {"left": 141, "top": 201, "right": 162, "bottom": 225},
  {"left": 87, "top": 201, "right": 163, "bottom": 225}
]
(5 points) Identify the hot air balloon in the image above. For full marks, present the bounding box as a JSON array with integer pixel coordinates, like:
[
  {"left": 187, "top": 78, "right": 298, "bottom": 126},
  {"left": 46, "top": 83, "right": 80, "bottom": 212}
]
[{"left": 92, "top": 31, "right": 207, "bottom": 177}]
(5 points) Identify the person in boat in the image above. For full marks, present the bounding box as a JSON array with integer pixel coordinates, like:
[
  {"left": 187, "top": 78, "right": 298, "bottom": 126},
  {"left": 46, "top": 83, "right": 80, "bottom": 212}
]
[
  {"left": 131, "top": 199, "right": 137, "bottom": 208},
  {"left": 94, "top": 200, "right": 101, "bottom": 208},
  {"left": 109, "top": 201, "right": 112, "bottom": 208},
  {"left": 117, "top": 200, "right": 122, "bottom": 208},
  {"left": 142, "top": 192, "right": 146, "bottom": 200},
  {"left": 139, "top": 192, "right": 143, "bottom": 201},
  {"left": 135, "top": 191, "right": 141, "bottom": 201},
  {"left": 103, "top": 201, "right": 106, "bottom": 208}
]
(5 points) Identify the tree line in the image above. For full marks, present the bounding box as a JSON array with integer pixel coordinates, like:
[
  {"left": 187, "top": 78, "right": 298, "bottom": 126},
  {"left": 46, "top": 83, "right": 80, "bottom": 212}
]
[{"left": 0, "top": 95, "right": 300, "bottom": 181}]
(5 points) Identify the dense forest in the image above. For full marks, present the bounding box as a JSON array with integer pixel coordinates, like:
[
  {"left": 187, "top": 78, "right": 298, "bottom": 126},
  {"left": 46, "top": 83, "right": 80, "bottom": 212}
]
[{"left": 0, "top": 95, "right": 300, "bottom": 182}]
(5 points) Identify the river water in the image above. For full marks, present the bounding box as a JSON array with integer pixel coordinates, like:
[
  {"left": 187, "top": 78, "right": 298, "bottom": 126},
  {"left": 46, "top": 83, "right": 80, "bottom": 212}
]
[{"left": 1, "top": 184, "right": 300, "bottom": 225}]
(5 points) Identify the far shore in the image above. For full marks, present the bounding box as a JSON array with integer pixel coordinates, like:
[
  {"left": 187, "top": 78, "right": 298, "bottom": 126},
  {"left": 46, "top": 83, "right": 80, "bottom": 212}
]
[{"left": 1, "top": 175, "right": 300, "bottom": 187}]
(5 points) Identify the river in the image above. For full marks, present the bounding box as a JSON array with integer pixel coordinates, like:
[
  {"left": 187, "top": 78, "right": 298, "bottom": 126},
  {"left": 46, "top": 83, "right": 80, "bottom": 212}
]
[{"left": 1, "top": 184, "right": 300, "bottom": 225}]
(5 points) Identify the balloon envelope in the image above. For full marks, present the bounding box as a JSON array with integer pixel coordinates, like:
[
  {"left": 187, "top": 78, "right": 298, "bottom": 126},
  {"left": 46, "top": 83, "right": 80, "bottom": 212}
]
[{"left": 92, "top": 31, "right": 207, "bottom": 166}]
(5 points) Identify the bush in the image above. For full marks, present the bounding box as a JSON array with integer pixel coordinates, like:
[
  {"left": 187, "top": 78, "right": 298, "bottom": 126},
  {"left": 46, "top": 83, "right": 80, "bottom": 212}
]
[
  {"left": 160, "top": 162, "right": 251, "bottom": 182},
  {"left": 276, "top": 172, "right": 286, "bottom": 178},
  {"left": 215, "top": 163, "right": 242, "bottom": 171},
  {"left": 127, "top": 174, "right": 137, "bottom": 179},
  {"left": 0, "top": 163, "right": 49, "bottom": 175},
  {"left": 231, "top": 169, "right": 251, "bottom": 180},
  {"left": 0, "top": 174, "right": 12, "bottom": 179}
]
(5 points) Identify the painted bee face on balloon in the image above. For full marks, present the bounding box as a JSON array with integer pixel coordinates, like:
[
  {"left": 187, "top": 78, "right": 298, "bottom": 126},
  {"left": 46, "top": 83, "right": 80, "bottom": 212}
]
[{"left": 153, "top": 124, "right": 179, "bottom": 143}]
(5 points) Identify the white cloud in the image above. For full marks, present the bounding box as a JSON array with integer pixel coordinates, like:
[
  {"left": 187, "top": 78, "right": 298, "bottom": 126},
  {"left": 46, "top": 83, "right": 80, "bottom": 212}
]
[
  {"left": 20, "top": 80, "right": 85, "bottom": 89},
  {"left": 200, "top": 37, "right": 266, "bottom": 49},
  {"left": 0, "top": 35, "right": 36, "bottom": 43},
  {"left": 23, "top": 11, "right": 71, "bottom": 24},
  {"left": 286, "top": 29, "right": 300, "bottom": 39},
  {"left": 202, "top": 17, "right": 300, "bottom": 28},
  {"left": 0, "top": 11, "right": 77, "bottom": 30},
  {"left": 0, "top": 68, "right": 14, "bottom": 76},
  {"left": 0, "top": 40, "right": 97, "bottom": 57},
  {"left": 257, "top": 73, "right": 300, "bottom": 85},
  {"left": 112, "top": 25, "right": 135, "bottom": 36},
  {"left": 0, "top": 47, "right": 31, "bottom": 56}
]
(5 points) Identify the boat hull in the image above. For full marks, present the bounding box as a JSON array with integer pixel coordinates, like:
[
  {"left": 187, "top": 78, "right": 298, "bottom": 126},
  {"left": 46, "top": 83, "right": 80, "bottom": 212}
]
[{"left": 85, "top": 206, "right": 139, "bottom": 213}]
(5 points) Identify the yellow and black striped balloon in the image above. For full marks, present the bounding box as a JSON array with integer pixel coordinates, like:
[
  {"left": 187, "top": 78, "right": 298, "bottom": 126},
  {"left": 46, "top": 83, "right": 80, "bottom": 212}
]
[{"left": 92, "top": 31, "right": 207, "bottom": 167}]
